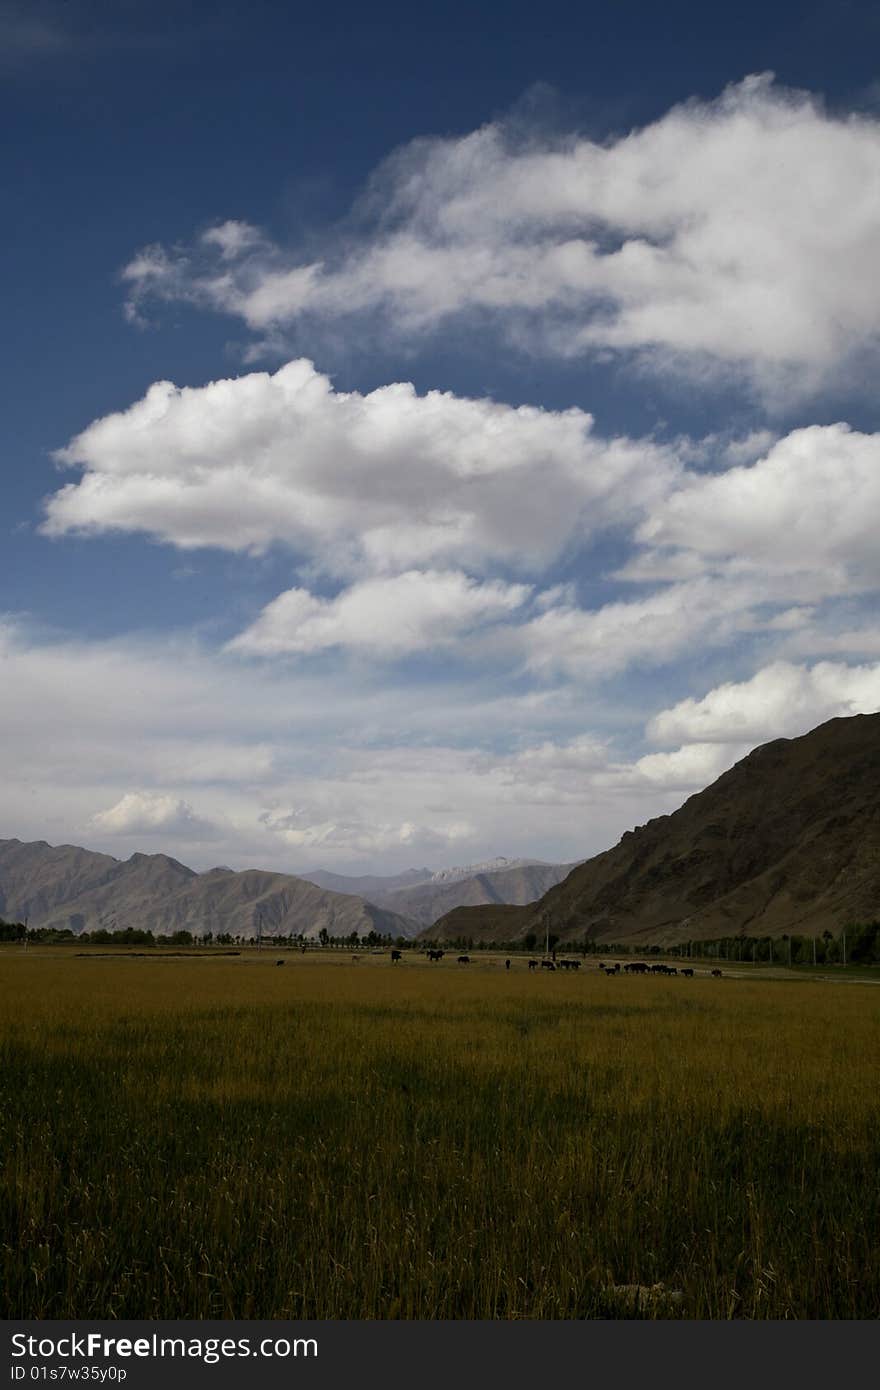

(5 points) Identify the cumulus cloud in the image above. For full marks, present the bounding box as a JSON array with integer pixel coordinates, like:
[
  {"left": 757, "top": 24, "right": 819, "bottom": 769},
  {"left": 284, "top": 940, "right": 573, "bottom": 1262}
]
[
  {"left": 122, "top": 75, "right": 880, "bottom": 392},
  {"left": 517, "top": 577, "right": 750, "bottom": 677},
  {"left": 648, "top": 659, "right": 880, "bottom": 746},
  {"left": 90, "top": 791, "right": 215, "bottom": 837},
  {"left": 630, "top": 741, "right": 752, "bottom": 790},
  {"left": 228, "top": 570, "right": 530, "bottom": 656},
  {"left": 637, "top": 424, "right": 880, "bottom": 585},
  {"left": 43, "top": 357, "right": 880, "bottom": 685},
  {"left": 44, "top": 357, "right": 678, "bottom": 575}
]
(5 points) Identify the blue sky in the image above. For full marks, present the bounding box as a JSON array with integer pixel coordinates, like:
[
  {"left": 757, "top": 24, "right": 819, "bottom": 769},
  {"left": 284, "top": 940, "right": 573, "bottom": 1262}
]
[{"left": 4, "top": 0, "right": 880, "bottom": 874}]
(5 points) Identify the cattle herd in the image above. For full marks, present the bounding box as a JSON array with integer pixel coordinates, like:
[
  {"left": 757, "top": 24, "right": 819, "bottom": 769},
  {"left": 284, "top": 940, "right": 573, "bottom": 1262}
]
[{"left": 387, "top": 949, "right": 723, "bottom": 976}]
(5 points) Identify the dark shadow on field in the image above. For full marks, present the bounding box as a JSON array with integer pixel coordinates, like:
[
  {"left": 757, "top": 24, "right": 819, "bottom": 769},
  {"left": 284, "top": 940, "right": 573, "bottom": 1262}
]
[{"left": 2, "top": 1002, "right": 879, "bottom": 1320}]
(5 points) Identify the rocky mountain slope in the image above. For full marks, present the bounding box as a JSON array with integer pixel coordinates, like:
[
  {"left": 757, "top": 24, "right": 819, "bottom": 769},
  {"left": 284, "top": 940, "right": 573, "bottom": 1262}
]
[
  {"left": 427, "top": 714, "right": 880, "bottom": 946},
  {"left": 0, "top": 839, "right": 418, "bottom": 940}
]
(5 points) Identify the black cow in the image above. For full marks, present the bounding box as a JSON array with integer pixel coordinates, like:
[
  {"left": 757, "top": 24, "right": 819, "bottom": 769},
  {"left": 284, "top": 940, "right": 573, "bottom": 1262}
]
[
  {"left": 505, "top": 959, "right": 511, "bottom": 970},
  {"left": 391, "top": 949, "right": 402, "bottom": 963},
  {"left": 528, "top": 959, "right": 539, "bottom": 970},
  {"left": 457, "top": 955, "right": 470, "bottom": 964},
  {"left": 427, "top": 949, "right": 444, "bottom": 962},
  {"left": 681, "top": 967, "right": 694, "bottom": 977},
  {"left": 275, "top": 959, "right": 285, "bottom": 966},
  {"left": 711, "top": 968, "right": 723, "bottom": 978},
  {"left": 541, "top": 960, "right": 556, "bottom": 971}
]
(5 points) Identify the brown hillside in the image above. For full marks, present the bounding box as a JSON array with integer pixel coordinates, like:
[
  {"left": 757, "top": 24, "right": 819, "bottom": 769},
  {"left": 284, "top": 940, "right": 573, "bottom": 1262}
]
[
  {"left": 431, "top": 714, "right": 880, "bottom": 946},
  {"left": 0, "top": 839, "right": 418, "bottom": 940}
]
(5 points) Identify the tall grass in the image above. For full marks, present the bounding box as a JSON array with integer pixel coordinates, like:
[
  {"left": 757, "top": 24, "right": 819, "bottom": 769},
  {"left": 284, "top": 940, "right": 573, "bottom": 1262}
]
[{"left": 1, "top": 952, "right": 878, "bottom": 1318}]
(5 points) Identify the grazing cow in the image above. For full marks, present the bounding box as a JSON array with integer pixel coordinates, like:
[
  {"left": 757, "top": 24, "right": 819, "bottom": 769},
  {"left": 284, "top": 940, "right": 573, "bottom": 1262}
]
[
  {"left": 390, "top": 949, "right": 402, "bottom": 963},
  {"left": 625, "top": 961, "right": 649, "bottom": 974},
  {"left": 528, "top": 959, "right": 539, "bottom": 970},
  {"left": 457, "top": 955, "right": 470, "bottom": 964},
  {"left": 711, "top": 968, "right": 723, "bottom": 978},
  {"left": 351, "top": 954, "right": 360, "bottom": 961},
  {"left": 541, "top": 960, "right": 556, "bottom": 971},
  {"left": 427, "top": 949, "right": 445, "bottom": 961},
  {"left": 681, "top": 967, "right": 694, "bottom": 977},
  {"left": 275, "top": 959, "right": 285, "bottom": 966}
]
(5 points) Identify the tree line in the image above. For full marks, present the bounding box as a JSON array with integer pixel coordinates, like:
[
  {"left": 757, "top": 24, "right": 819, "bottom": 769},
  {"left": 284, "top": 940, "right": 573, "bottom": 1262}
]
[{"left": 2, "top": 918, "right": 878, "bottom": 961}]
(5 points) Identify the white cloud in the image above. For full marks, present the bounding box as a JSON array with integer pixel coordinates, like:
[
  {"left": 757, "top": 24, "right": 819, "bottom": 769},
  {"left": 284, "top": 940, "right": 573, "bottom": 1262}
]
[
  {"left": 44, "top": 357, "right": 678, "bottom": 575},
  {"left": 43, "top": 359, "right": 880, "bottom": 688},
  {"left": 631, "top": 741, "right": 751, "bottom": 790},
  {"left": 648, "top": 659, "right": 880, "bottom": 746},
  {"left": 122, "top": 75, "right": 880, "bottom": 392},
  {"left": 228, "top": 569, "right": 530, "bottom": 656},
  {"left": 90, "top": 791, "right": 214, "bottom": 837},
  {"left": 516, "top": 575, "right": 765, "bottom": 678},
  {"left": 201, "top": 219, "right": 265, "bottom": 260},
  {"left": 9, "top": 617, "right": 879, "bottom": 878},
  {"left": 259, "top": 806, "right": 474, "bottom": 856},
  {"left": 637, "top": 423, "right": 880, "bottom": 584}
]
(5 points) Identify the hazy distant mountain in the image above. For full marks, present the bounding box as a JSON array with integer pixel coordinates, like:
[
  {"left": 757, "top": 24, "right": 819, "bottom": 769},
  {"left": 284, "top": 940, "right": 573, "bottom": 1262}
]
[
  {"left": 300, "top": 867, "right": 433, "bottom": 898},
  {"left": 300, "top": 857, "right": 578, "bottom": 926},
  {"left": 0, "top": 839, "right": 419, "bottom": 940},
  {"left": 392, "top": 860, "right": 580, "bottom": 926},
  {"left": 427, "top": 714, "right": 880, "bottom": 947}
]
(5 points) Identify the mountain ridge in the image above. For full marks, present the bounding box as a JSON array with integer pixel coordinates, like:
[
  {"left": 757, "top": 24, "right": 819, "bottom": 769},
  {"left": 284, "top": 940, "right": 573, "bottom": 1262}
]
[
  {"left": 0, "top": 839, "right": 419, "bottom": 940},
  {"left": 300, "top": 857, "right": 578, "bottom": 925},
  {"left": 425, "top": 714, "right": 880, "bottom": 945}
]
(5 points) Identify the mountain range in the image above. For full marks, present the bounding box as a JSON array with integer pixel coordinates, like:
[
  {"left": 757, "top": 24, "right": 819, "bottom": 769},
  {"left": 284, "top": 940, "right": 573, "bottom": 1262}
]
[
  {"left": 0, "top": 842, "right": 574, "bottom": 939},
  {"left": 300, "top": 858, "right": 579, "bottom": 926},
  {"left": 0, "top": 839, "right": 417, "bottom": 940},
  {"left": 425, "top": 714, "right": 880, "bottom": 946}
]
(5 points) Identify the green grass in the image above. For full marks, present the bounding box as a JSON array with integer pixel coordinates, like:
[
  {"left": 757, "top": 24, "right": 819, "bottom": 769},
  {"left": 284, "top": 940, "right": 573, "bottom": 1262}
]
[{"left": 2, "top": 951, "right": 879, "bottom": 1318}]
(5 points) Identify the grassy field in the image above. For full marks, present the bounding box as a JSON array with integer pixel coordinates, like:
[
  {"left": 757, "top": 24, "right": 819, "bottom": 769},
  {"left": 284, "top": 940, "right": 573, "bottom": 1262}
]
[{"left": 1, "top": 948, "right": 878, "bottom": 1319}]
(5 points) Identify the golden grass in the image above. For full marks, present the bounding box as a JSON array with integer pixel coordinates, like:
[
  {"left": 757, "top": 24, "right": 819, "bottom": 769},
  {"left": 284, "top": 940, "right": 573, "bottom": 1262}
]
[{"left": 2, "top": 949, "right": 878, "bottom": 1318}]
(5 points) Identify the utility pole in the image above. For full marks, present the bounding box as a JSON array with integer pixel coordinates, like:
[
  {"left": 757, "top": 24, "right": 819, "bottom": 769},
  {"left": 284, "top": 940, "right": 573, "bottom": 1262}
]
[
  {"left": 812, "top": 936, "right": 817, "bottom": 967},
  {"left": 842, "top": 930, "right": 846, "bottom": 967}
]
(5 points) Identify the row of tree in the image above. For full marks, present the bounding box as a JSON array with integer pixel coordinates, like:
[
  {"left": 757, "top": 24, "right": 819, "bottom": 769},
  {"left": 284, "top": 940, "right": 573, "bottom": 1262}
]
[
  {"left": 2, "top": 919, "right": 878, "bottom": 961},
  {"left": 0, "top": 921, "right": 400, "bottom": 948},
  {"left": 423, "top": 925, "right": 880, "bottom": 963}
]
